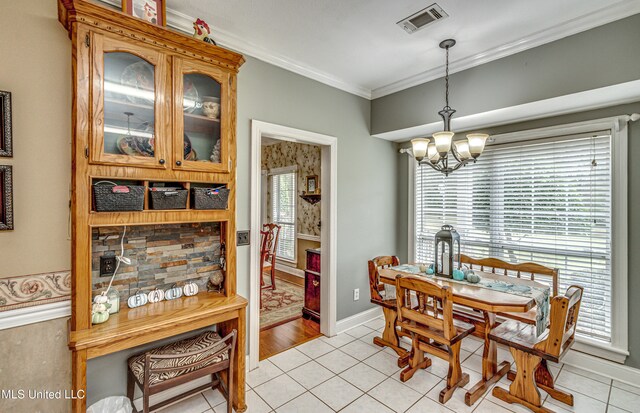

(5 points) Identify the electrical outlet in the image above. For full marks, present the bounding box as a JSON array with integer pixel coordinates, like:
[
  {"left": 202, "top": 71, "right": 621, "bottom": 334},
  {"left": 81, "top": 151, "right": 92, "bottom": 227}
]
[
  {"left": 237, "top": 230, "right": 250, "bottom": 246},
  {"left": 100, "top": 256, "right": 116, "bottom": 276},
  {"left": 353, "top": 288, "right": 360, "bottom": 301}
]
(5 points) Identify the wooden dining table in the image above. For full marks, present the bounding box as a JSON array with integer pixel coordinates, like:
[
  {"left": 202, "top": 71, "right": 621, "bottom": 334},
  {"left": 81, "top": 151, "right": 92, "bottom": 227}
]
[{"left": 377, "top": 266, "right": 548, "bottom": 406}]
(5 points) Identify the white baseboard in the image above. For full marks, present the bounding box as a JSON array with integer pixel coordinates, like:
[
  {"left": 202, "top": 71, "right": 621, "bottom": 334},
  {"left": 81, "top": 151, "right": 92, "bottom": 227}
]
[
  {"left": 336, "top": 306, "right": 382, "bottom": 334},
  {"left": 0, "top": 300, "right": 71, "bottom": 331},
  {"left": 562, "top": 349, "right": 640, "bottom": 387},
  {"left": 274, "top": 262, "right": 305, "bottom": 278}
]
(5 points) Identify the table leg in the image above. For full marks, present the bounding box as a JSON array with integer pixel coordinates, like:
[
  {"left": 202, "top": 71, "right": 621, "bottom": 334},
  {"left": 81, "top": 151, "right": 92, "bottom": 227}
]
[
  {"left": 71, "top": 349, "right": 87, "bottom": 413},
  {"left": 465, "top": 311, "right": 510, "bottom": 406},
  {"left": 218, "top": 309, "right": 247, "bottom": 413},
  {"left": 373, "top": 306, "right": 407, "bottom": 357}
]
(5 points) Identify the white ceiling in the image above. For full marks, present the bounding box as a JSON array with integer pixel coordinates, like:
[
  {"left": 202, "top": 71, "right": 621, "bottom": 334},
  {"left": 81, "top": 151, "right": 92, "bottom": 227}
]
[{"left": 161, "top": 0, "right": 640, "bottom": 99}]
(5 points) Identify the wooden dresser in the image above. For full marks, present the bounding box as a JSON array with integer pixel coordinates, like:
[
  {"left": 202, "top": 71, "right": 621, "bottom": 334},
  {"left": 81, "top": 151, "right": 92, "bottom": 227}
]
[{"left": 302, "top": 248, "right": 321, "bottom": 322}]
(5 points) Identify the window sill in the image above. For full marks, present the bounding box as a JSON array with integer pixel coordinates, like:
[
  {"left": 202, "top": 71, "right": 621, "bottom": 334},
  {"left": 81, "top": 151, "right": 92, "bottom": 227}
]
[{"left": 572, "top": 335, "right": 628, "bottom": 364}]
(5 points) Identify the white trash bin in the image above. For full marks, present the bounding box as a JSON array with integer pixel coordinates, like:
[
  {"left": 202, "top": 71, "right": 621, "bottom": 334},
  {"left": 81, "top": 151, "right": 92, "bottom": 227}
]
[{"left": 86, "top": 396, "right": 133, "bottom": 413}]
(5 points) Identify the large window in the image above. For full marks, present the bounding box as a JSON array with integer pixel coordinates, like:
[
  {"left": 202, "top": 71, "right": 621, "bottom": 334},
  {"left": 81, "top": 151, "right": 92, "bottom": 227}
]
[
  {"left": 414, "top": 133, "right": 614, "bottom": 344},
  {"left": 271, "top": 170, "right": 296, "bottom": 261}
]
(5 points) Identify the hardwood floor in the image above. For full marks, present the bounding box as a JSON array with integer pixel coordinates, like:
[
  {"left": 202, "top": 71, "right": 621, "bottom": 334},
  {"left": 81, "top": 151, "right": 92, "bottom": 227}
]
[{"left": 259, "top": 317, "right": 322, "bottom": 361}]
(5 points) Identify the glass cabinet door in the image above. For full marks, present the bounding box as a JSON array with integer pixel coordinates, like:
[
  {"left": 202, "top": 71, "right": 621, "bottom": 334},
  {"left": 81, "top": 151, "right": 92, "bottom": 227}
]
[
  {"left": 91, "top": 35, "right": 169, "bottom": 168},
  {"left": 173, "top": 59, "right": 230, "bottom": 173}
]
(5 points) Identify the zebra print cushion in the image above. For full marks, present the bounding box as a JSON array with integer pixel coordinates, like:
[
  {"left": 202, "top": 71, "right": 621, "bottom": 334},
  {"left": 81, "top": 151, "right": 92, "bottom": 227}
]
[{"left": 128, "top": 331, "right": 229, "bottom": 386}]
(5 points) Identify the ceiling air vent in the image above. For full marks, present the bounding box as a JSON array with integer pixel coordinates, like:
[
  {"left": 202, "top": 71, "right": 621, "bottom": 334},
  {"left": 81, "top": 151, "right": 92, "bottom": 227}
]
[{"left": 397, "top": 3, "right": 448, "bottom": 34}]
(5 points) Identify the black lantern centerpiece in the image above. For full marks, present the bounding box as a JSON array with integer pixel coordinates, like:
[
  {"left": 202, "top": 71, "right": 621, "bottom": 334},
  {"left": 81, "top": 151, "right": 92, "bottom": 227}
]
[{"left": 434, "top": 224, "right": 461, "bottom": 278}]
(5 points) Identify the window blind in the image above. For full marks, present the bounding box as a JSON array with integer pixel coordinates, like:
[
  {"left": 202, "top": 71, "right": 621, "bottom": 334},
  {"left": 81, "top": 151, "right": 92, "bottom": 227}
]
[
  {"left": 415, "top": 133, "right": 612, "bottom": 342},
  {"left": 272, "top": 171, "right": 296, "bottom": 261}
]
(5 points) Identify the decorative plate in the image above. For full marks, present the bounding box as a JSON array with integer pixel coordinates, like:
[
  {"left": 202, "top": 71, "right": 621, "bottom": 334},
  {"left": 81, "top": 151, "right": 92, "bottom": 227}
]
[
  {"left": 121, "top": 61, "right": 155, "bottom": 106},
  {"left": 117, "top": 135, "right": 155, "bottom": 157}
]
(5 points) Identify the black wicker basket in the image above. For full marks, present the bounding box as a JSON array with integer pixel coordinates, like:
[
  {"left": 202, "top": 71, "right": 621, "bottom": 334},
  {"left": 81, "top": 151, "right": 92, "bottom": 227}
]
[
  {"left": 192, "top": 187, "right": 229, "bottom": 210},
  {"left": 149, "top": 188, "right": 188, "bottom": 210},
  {"left": 93, "top": 181, "right": 144, "bottom": 212}
]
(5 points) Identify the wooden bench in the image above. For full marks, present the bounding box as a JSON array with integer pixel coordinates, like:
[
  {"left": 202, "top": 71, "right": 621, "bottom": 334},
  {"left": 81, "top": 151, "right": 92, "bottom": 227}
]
[
  {"left": 490, "top": 285, "right": 583, "bottom": 413},
  {"left": 127, "top": 330, "right": 236, "bottom": 413}
]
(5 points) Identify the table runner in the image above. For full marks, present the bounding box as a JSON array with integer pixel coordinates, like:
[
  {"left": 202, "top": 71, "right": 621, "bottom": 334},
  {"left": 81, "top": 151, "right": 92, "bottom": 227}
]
[{"left": 386, "top": 264, "right": 550, "bottom": 336}]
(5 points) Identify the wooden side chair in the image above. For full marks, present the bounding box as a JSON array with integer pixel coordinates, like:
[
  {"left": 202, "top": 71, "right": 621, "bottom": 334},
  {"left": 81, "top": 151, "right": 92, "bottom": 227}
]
[
  {"left": 490, "top": 285, "right": 583, "bottom": 413},
  {"left": 260, "top": 223, "right": 280, "bottom": 307},
  {"left": 395, "top": 274, "right": 476, "bottom": 404},
  {"left": 368, "top": 256, "right": 407, "bottom": 355},
  {"left": 460, "top": 254, "right": 559, "bottom": 325},
  {"left": 127, "top": 330, "right": 236, "bottom": 413}
]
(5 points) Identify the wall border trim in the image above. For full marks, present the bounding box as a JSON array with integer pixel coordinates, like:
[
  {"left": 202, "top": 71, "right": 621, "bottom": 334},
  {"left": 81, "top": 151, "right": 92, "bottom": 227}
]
[{"left": 0, "top": 300, "right": 70, "bottom": 331}]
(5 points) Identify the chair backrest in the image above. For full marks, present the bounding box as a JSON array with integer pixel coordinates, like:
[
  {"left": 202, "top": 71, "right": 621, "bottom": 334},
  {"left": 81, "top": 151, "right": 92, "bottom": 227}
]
[
  {"left": 535, "top": 285, "right": 583, "bottom": 359},
  {"left": 460, "top": 254, "right": 559, "bottom": 297},
  {"left": 260, "top": 223, "right": 281, "bottom": 265},
  {"left": 368, "top": 256, "right": 399, "bottom": 302},
  {"left": 395, "top": 275, "right": 456, "bottom": 341}
]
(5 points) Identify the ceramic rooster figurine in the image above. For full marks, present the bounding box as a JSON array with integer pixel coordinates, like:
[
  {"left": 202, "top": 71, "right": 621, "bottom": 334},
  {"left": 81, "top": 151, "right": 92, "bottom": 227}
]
[{"left": 193, "top": 18, "right": 217, "bottom": 45}]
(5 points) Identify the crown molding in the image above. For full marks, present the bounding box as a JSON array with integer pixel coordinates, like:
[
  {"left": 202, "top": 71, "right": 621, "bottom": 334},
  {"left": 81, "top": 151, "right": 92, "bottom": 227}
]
[
  {"left": 373, "top": 79, "right": 640, "bottom": 142},
  {"left": 99, "top": 0, "right": 640, "bottom": 101},
  {"left": 371, "top": 0, "right": 640, "bottom": 99},
  {"left": 98, "top": 0, "right": 372, "bottom": 98}
]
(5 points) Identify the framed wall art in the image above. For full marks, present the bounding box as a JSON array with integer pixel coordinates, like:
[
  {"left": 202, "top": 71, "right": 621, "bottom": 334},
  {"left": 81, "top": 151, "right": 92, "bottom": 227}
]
[
  {"left": 0, "top": 90, "right": 12, "bottom": 158},
  {"left": 0, "top": 165, "right": 13, "bottom": 230},
  {"left": 305, "top": 175, "right": 318, "bottom": 194},
  {"left": 122, "top": 0, "right": 166, "bottom": 26}
]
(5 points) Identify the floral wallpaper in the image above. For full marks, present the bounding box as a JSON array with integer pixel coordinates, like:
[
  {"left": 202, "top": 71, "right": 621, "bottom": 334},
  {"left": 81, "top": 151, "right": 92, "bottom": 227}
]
[{"left": 262, "top": 141, "right": 321, "bottom": 237}]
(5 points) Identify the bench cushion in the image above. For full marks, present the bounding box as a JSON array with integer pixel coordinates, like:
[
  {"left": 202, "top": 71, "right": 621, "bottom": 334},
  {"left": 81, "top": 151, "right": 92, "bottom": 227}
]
[{"left": 128, "top": 331, "right": 228, "bottom": 386}]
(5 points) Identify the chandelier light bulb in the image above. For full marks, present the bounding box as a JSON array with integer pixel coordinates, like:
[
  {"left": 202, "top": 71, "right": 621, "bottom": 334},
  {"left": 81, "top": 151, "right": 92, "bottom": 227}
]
[
  {"left": 411, "top": 138, "right": 429, "bottom": 162},
  {"left": 427, "top": 143, "right": 441, "bottom": 164},
  {"left": 433, "top": 131, "right": 454, "bottom": 156},
  {"left": 454, "top": 140, "right": 472, "bottom": 161},
  {"left": 467, "top": 133, "right": 489, "bottom": 158}
]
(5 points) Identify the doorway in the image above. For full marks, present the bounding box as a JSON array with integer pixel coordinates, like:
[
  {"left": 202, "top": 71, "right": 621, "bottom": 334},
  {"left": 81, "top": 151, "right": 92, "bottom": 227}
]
[{"left": 249, "top": 120, "right": 337, "bottom": 371}]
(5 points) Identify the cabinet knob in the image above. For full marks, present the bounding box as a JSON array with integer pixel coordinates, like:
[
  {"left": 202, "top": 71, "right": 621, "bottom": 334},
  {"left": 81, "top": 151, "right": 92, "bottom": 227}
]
[
  {"left": 159, "top": 159, "right": 165, "bottom": 165},
  {"left": 176, "top": 161, "right": 182, "bottom": 166}
]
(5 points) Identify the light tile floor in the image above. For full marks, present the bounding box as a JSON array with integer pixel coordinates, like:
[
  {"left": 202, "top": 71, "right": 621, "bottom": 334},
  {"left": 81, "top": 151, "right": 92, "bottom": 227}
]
[{"left": 151, "top": 317, "right": 639, "bottom": 413}]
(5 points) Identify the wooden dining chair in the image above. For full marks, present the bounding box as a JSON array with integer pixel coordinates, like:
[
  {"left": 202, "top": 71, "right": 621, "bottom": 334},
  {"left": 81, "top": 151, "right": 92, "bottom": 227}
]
[
  {"left": 395, "top": 274, "right": 476, "bottom": 404},
  {"left": 368, "top": 256, "right": 409, "bottom": 356},
  {"left": 260, "top": 223, "right": 281, "bottom": 307},
  {"left": 490, "top": 285, "right": 583, "bottom": 413}
]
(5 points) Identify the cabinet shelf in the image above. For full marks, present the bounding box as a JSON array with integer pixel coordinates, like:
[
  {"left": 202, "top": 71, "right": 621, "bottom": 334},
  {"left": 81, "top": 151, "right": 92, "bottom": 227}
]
[
  {"left": 88, "top": 208, "right": 231, "bottom": 226},
  {"left": 104, "top": 98, "right": 221, "bottom": 135},
  {"left": 299, "top": 192, "right": 321, "bottom": 205}
]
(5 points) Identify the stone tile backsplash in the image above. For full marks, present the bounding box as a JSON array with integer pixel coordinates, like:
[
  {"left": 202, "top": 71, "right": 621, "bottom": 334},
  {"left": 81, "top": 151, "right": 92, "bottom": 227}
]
[{"left": 91, "top": 223, "right": 223, "bottom": 305}]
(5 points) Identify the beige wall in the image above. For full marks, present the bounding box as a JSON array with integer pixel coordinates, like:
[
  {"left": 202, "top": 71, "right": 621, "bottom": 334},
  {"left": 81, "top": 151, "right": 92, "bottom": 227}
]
[
  {"left": 0, "top": 0, "right": 73, "bottom": 411},
  {"left": 0, "top": 0, "right": 72, "bottom": 277}
]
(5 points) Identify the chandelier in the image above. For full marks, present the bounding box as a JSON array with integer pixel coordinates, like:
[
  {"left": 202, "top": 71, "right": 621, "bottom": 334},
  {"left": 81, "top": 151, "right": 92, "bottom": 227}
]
[{"left": 409, "top": 39, "right": 489, "bottom": 176}]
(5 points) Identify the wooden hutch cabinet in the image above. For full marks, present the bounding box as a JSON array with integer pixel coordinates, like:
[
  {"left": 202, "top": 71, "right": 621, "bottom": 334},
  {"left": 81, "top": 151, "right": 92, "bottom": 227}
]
[{"left": 58, "top": 1, "right": 246, "bottom": 411}]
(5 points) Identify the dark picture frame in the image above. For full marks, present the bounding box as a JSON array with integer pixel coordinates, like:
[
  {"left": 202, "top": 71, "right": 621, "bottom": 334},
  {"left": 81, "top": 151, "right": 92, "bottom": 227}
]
[
  {"left": 122, "top": 0, "right": 166, "bottom": 27},
  {"left": 0, "top": 91, "right": 12, "bottom": 158},
  {"left": 0, "top": 165, "right": 13, "bottom": 230}
]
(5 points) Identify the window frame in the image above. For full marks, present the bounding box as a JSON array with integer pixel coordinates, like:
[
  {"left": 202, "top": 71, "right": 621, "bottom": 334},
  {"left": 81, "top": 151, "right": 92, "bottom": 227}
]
[
  {"left": 269, "top": 165, "right": 297, "bottom": 264},
  {"left": 408, "top": 116, "right": 629, "bottom": 363}
]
